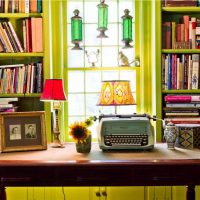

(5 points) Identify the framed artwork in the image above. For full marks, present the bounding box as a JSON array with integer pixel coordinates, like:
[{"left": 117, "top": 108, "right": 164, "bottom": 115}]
[{"left": 0, "top": 111, "right": 47, "bottom": 152}]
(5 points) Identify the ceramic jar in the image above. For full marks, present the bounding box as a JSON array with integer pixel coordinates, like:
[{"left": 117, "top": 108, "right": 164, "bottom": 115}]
[{"left": 164, "top": 122, "right": 177, "bottom": 149}]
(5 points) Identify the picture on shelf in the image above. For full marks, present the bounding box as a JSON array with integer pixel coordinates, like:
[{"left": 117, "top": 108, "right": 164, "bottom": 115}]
[{"left": 0, "top": 111, "right": 47, "bottom": 152}]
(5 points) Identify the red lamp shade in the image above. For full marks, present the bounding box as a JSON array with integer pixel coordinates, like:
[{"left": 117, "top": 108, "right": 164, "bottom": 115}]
[{"left": 40, "top": 79, "right": 67, "bottom": 101}]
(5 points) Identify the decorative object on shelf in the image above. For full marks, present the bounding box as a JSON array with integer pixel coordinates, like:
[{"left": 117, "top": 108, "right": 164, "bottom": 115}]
[
  {"left": 121, "top": 9, "right": 133, "bottom": 48},
  {"left": 118, "top": 51, "right": 140, "bottom": 67},
  {"left": 97, "top": 80, "right": 136, "bottom": 114},
  {"left": 0, "top": 111, "right": 47, "bottom": 153},
  {"left": 175, "top": 124, "right": 200, "bottom": 149},
  {"left": 85, "top": 49, "right": 100, "bottom": 67},
  {"left": 97, "top": 0, "right": 108, "bottom": 38},
  {"left": 164, "top": 121, "right": 177, "bottom": 149},
  {"left": 40, "top": 79, "right": 67, "bottom": 148},
  {"left": 71, "top": 9, "right": 83, "bottom": 50},
  {"left": 69, "top": 117, "right": 95, "bottom": 153}
]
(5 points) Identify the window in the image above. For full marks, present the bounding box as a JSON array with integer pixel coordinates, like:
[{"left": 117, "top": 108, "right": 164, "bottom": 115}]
[{"left": 64, "top": 0, "right": 140, "bottom": 140}]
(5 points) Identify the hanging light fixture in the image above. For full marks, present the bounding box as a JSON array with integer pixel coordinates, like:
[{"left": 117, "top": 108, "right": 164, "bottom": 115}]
[
  {"left": 97, "top": 0, "right": 108, "bottom": 38},
  {"left": 71, "top": 9, "right": 83, "bottom": 50},
  {"left": 121, "top": 9, "right": 133, "bottom": 48}
]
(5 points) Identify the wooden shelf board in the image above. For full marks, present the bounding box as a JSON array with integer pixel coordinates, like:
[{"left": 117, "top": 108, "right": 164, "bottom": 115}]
[
  {"left": 0, "top": 13, "right": 43, "bottom": 18},
  {"left": 162, "top": 49, "right": 200, "bottom": 53},
  {"left": 0, "top": 53, "right": 44, "bottom": 57},
  {"left": 0, "top": 93, "right": 41, "bottom": 98},
  {"left": 163, "top": 90, "right": 200, "bottom": 94},
  {"left": 162, "top": 7, "right": 200, "bottom": 12}
]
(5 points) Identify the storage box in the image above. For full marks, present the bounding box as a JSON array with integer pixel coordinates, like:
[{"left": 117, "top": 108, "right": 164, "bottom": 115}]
[{"left": 175, "top": 124, "right": 200, "bottom": 149}]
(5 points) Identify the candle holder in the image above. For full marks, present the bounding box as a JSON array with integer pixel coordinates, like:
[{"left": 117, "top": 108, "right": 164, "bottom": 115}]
[
  {"left": 97, "top": 0, "right": 108, "bottom": 38},
  {"left": 71, "top": 9, "right": 83, "bottom": 50}
]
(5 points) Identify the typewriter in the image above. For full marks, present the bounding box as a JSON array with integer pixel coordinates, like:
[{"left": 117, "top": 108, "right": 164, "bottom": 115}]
[{"left": 97, "top": 113, "right": 154, "bottom": 150}]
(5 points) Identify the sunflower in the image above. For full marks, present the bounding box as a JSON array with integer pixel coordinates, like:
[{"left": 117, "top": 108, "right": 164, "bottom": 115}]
[{"left": 69, "top": 121, "right": 91, "bottom": 144}]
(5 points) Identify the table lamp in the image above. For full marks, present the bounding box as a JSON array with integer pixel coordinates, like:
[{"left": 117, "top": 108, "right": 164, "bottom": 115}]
[
  {"left": 40, "top": 79, "right": 67, "bottom": 148},
  {"left": 97, "top": 80, "right": 136, "bottom": 115}
]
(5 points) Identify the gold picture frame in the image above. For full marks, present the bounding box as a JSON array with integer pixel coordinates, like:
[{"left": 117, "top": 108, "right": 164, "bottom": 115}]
[{"left": 0, "top": 111, "right": 47, "bottom": 152}]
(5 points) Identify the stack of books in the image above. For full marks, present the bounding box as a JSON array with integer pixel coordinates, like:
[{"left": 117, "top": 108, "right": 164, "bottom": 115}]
[
  {"left": 162, "top": 54, "right": 200, "bottom": 90},
  {"left": 0, "top": 62, "right": 43, "bottom": 94},
  {"left": 0, "top": 0, "right": 42, "bottom": 13},
  {"left": 0, "top": 97, "right": 18, "bottom": 112},
  {"left": 0, "top": 17, "right": 43, "bottom": 53},
  {"left": 164, "top": 94, "right": 200, "bottom": 124},
  {"left": 162, "top": 15, "right": 200, "bottom": 49}
]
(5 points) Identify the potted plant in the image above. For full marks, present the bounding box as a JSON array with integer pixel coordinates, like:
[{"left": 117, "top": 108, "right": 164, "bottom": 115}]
[{"left": 69, "top": 116, "right": 95, "bottom": 153}]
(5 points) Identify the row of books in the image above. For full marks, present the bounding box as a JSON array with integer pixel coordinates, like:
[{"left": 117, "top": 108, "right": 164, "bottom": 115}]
[
  {"left": 0, "top": 97, "right": 18, "bottom": 112},
  {"left": 0, "top": 17, "right": 43, "bottom": 53},
  {"left": 0, "top": 0, "right": 42, "bottom": 13},
  {"left": 162, "top": 16, "right": 200, "bottom": 49},
  {"left": 164, "top": 94, "right": 200, "bottom": 124},
  {"left": 0, "top": 62, "right": 43, "bottom": 94},
  {"left": 162, "top": 54, "right": 200, "bottom": 90},
  {"left": 162, "top": 0, "right": 200, "bottom": 7}
]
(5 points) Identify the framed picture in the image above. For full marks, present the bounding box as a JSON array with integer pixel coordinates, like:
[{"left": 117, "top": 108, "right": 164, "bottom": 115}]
[{"left": 0, "top": 111, "right": 47, "bottom": 152}]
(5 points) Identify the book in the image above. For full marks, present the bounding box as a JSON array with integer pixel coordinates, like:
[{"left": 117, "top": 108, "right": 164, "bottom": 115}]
[
  {"left": 166, "top": 103, "right": 200, "bottom": 108},
  {"left": 164, "top": 0, "right": 197, "bottom": 7},
  {"left": 164, "top": 117, "right": 200, "bottom": 124},
  {"left": 191, "top": 54, "right": 199, "bottom": 89},
  {"left": 31, "top": 17, "right": 43, "bottom": 52},
  {"left": 165, "top": 95, "right": 200, "bottom": 102},
  {"left": 0, "top": 97, "right": 18, "bottom": 102},
  {"left": 162, "top": 22, "right": 171, "bottom": 49}
]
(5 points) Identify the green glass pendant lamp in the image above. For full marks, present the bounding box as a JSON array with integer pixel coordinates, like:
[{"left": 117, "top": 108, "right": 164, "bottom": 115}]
[
  {"left": 122, "top": 9, "right": 133, "bottom": 48},
  {"left": 97, "top": 0, "right": 108, "bottom": 38},
  {"left": 71, "top": 9, "right": 83, "bottom": 50}
]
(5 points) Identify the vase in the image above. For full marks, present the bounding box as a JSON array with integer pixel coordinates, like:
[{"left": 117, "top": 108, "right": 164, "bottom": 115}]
[
  {"left": 76, "top": 135, "right": 91, "bottom": 153},
  {"left": 164, "top": 122, "right": 177, "bottom": 149}
]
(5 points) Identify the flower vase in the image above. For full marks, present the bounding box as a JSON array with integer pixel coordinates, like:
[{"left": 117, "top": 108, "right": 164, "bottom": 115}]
[{"left": 76, "top": 135, "right": 91, "bottom": 153}]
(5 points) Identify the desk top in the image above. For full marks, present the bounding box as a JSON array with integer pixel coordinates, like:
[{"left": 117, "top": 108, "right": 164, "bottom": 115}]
[
  {"left": 0, "top": 142, "right": 199, "bottom": 164},
  {"left": 0, "top": 143, "right": 200, "bottom": 187}
]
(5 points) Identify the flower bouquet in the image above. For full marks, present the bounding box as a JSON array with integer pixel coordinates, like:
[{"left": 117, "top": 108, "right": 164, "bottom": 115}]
[{"left": 69, "top": 117, "right": 95, "bottom": 153}]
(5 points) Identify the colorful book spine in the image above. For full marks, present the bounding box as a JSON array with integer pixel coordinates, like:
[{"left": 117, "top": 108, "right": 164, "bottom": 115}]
[{"left": 165, "top": 95, "right": 200, "bottom": 102}]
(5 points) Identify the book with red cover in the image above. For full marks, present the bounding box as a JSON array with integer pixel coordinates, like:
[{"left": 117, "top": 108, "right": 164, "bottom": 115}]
[
  {"left": 165, "top": 95, "right": 200, "bottom": 102},
  {"left": 25, "top": 18, "right": 32, "bottom": 52},
  {"left": 164, "top": 0, "right": 197, "bottom": 7},
  {"left": 162, "top": 22, "right": 172, "bottom": 49}
]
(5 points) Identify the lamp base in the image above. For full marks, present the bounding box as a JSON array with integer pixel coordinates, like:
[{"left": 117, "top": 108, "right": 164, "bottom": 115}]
[{"left": 51, "top": 138, "right": 65, "bottom": 148}]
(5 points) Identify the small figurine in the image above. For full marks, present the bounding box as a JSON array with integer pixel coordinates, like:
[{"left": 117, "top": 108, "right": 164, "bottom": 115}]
[
  {"left": 85, "top": 49, "right": 100, "bottom": 67},
  {"left": 118, "top": 51, "right": 130, "bottom": 66},
  {"left": 118, "top": 51, "right": 140, "bottom": 67}
]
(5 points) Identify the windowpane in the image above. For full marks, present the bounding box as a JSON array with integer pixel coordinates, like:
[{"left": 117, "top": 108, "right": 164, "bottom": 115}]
[
  {"left": 66, "top": 0, "right": 138, "bottom": 140},
  {"left": 85, "top": 71, "right": 101, "bottom": 92},
  {"left": 85, "top": 94, "right": 100, "bottom": 115},
  {"left": 68, "top": 71, "right": 84, "bottom": 92},
  {"left": 68, "top": 94, "right": 85, "bottom": 115},
  {"left": 68, "top": 47, "right": 84, "bottom": 68},
  {"left": 102, "top": 47, "right": 118, "bottom": 67}
]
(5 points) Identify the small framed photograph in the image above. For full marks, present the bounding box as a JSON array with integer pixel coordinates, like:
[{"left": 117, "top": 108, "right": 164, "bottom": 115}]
[{"left": 0, "top": 111, "right": 47, "bottom": 152}]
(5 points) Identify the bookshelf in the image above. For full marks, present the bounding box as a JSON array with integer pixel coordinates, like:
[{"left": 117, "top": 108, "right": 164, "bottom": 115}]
[
  {"left": 0, "top": 1, "right": 49, "bottom": 114},
  {"left": 155, "top": 1, "right": 200, "bottom": 141}
]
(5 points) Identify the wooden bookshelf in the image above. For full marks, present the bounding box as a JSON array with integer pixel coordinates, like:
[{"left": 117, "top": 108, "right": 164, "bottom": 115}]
[
  {"left": 155, "top": 1, "right": 200, "bottom": 141},
  {"left": 0, "top": 1, "right": 48, "bottom": 113}
]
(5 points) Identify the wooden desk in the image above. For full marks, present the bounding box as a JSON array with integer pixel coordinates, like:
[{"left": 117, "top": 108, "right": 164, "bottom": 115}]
[{"left": 0, "top": 143, "right": 200, "bottom": 200}]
